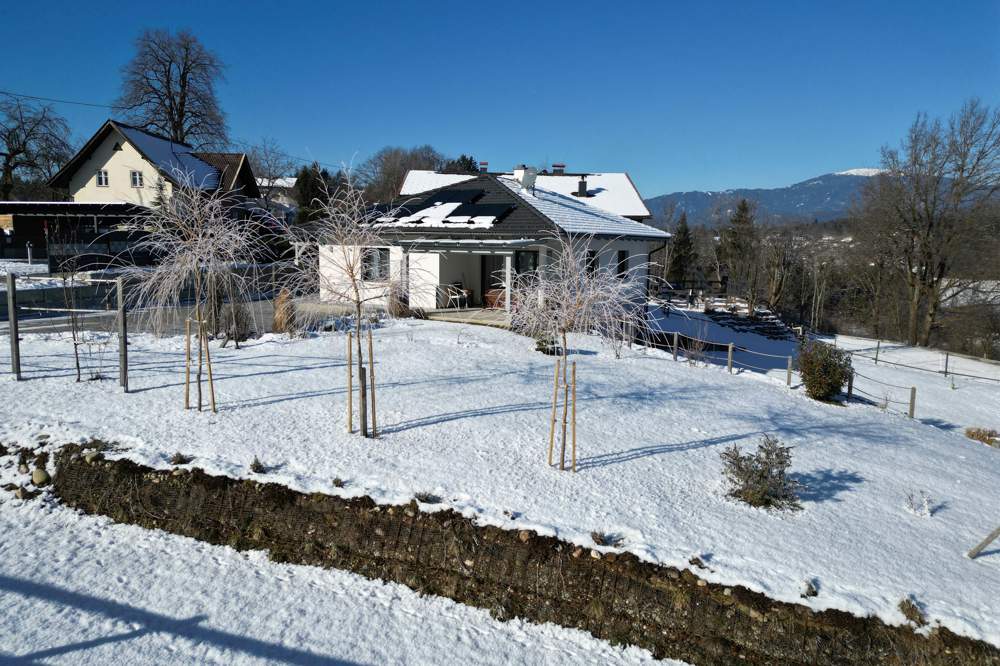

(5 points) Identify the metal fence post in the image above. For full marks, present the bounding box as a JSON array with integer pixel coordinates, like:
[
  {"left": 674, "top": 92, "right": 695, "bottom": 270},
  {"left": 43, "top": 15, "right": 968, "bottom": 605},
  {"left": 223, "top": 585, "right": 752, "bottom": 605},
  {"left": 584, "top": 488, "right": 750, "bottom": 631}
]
[
  {"left": 672, "top": 331, "right": 679, "bottom": 362},
  {"left": 874, "top": 340, "right": 880, "bottom": 365},
  {"left": 786, "top": 356, "right": 793, "bottom": 387},
  {"left": 944, "top": 352, "right": 950, "bottom": 377},
  {"left": 727, "top": 343, "right": 734, "bottom": 374},
  {"left": 117, "top": 277, "right": 128, "bottom": 392},
  {"left": 908, "top": 386, "right": 916, "bottom": 419},
  {"left": 7, "top": 272, "right": 21, "bottom": 380}
]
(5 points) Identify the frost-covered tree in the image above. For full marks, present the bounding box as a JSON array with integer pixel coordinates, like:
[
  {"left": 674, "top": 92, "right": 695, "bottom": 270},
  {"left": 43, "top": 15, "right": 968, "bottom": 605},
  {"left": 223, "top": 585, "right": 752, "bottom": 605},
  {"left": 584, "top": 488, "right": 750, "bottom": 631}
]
[
  {"left": 509, "top": 233, "right": 653, "bottom": 470},
  {"left": 118, "top": 172, "right": 275, "bottom": 411},
  {"left": 279, "top": 171, "right": 407, "bottom": 437}
]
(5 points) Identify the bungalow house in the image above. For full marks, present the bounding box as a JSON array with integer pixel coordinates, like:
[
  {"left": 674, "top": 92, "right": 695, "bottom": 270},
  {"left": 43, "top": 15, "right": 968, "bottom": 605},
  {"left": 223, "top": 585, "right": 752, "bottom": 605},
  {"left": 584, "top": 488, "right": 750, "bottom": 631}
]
[
  {"left": 0, "top": 120, "right": 260, "bottom": 270},
  {"left": 318, "top": 164, "right": 668, "bottom": 313}
]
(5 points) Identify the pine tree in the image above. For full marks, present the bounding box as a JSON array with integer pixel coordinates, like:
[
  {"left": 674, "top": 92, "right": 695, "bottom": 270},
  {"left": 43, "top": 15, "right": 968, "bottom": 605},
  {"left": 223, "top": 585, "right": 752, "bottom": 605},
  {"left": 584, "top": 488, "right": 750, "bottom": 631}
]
[
  {"left": 292, "top": 163, "right": 328, "bottom": 224},
  {"left": 442, "top": 154, "right": 479, "bottom": 174},
  {"left": 666, "top": 212, "right": 696, "bottom": 287}
]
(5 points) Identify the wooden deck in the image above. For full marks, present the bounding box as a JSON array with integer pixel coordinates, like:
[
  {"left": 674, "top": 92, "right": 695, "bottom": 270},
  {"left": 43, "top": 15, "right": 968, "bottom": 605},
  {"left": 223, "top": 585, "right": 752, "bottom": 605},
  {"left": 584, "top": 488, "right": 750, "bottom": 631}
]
[{"left": 423, "top": 308, "right": 511, "bottom": 329}]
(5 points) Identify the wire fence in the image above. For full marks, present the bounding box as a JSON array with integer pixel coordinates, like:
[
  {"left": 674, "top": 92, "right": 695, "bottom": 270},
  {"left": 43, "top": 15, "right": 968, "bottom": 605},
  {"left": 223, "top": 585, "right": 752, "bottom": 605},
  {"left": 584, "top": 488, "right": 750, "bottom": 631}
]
[{"left": 850, "top": 350, "right": 1000, "bottom": 383}]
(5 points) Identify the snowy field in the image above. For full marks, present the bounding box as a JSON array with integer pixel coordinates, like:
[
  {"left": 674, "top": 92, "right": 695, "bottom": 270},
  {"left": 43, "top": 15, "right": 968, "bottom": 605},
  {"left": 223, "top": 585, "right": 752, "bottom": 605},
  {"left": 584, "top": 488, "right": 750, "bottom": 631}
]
[
  {"left": 2, "top": 320, "right": 1000, "bottom": 650},
  {"left": 0, "top": 494, "right": 666, "bottom": 664}
]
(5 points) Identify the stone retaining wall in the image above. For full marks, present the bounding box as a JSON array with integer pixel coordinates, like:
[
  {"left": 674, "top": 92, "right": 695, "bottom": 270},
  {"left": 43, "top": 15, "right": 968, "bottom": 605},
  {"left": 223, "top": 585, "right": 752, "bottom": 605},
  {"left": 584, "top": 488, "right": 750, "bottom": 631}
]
[{"left": 53, "top": 445, "right": 1000, "bottom": 665}]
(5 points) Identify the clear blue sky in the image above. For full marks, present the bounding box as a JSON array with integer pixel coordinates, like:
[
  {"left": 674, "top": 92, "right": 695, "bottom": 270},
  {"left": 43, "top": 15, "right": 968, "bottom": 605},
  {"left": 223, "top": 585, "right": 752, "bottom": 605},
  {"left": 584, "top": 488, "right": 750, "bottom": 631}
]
[{"left": 4, "top": 1, "right": 998, "bottom": 196}]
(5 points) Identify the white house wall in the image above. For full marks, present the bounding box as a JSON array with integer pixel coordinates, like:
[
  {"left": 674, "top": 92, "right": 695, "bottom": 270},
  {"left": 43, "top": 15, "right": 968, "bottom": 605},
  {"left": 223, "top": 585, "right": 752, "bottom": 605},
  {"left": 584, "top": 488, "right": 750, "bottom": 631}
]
[
  {"left": 407, "top": 252, "right": 440, "bottom": 310},
  {"left": 69, "top": 131, "right": 171, "bottom": 205},
  {"left": 318, "top": 244, "right": 404, "bottom": 308}
]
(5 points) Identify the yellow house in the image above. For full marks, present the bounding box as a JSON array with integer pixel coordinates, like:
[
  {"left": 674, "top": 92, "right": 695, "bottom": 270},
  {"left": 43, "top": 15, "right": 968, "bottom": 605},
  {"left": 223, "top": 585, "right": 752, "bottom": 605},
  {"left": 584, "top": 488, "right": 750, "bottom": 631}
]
[{"left": 49, "top": 120, "right": 260, "bottom": 204}]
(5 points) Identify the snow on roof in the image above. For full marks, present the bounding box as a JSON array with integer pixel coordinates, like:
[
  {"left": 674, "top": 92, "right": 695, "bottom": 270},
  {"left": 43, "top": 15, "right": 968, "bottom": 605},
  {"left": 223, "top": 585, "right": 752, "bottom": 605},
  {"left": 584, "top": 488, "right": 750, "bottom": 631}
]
[
  {"left": 256, "top": 177, "right": 297, "bottom": 189},
  {"left": 498, "top": 176, "right": 668, "bottom": 240},
  {"left": 530, "top": 173, "right": 650, "bottom": 218},
  {"left": 834, "top": 168, "right": 882, "bottom": 177},
  {"left": 115, "top": 124, "right": 220, "bottom": 189},
  {"left": 399, "top": 171, "right": 477, "bottom": 195},
  {"left": 401, "top": 170, "right": 652, "bottom": 219}
]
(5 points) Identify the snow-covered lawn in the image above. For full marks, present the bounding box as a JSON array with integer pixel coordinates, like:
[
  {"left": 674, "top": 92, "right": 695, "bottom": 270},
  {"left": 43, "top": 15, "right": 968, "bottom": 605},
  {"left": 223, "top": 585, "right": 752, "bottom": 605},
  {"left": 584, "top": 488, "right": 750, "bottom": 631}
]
[
  {"left": 2, "top": 320, "right": 1000, "bottom": 648},
  {"left": 0, "top": 496, "right": 665, "bottom": 664}
]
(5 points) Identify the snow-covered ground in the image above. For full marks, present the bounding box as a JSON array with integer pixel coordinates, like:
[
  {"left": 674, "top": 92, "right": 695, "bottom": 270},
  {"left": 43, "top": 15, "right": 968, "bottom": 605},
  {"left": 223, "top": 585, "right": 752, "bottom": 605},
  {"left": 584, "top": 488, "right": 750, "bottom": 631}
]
[
  {"left": 835, "top": 335, "right": 1000, "bottom": 433},
  {"left": 2, "top": 320, "right": 1000, "bottom": 649},
  {"left": 649, "top": 305, "right": 1000, "bottom": 433},
  {"left": 0, "top": 258, "right": 61, "bottom": 290},
  {"left": 0, "top": 494, "right": 666, "bottom": 664}
]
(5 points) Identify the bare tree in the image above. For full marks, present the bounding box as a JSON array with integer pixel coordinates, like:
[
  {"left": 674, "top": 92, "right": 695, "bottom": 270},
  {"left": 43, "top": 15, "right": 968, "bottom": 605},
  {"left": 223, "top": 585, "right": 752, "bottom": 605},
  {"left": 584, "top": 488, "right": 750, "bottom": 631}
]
[
  {"left": 117, "top": 29, "right": 228, "bottom": 149},
  {"left": 280, "top": 172, "right": 408, "bottom": 437},
  {"left": 762, "top": 229, "right": 794, "bottom": 310},
  {"left": 357, "top": 145, "right": 445, "bottom": 202},
  {"left": 862, "top": 99, "right": 1000, "bottom": 346},
  {"left": 117, "top": 172, "right": 274, "bottom": 411},
  {"left": 248, "top": 137, "right": 295, "bottom": 209},
  {"left": 0, "top": 95, "right": 72, "bottom": 199}
]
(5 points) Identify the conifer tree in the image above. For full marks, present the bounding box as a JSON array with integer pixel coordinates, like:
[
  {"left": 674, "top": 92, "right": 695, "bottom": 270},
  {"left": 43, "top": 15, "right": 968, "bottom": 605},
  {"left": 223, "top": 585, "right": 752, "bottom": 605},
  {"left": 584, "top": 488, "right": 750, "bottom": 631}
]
[{"left": 667, "top": 212, "right": 696, "bottom": 287}]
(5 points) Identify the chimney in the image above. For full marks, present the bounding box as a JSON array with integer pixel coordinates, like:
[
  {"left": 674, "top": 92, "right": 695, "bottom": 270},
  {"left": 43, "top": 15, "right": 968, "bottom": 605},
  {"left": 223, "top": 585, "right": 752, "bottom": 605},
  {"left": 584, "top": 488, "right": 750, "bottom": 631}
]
[
  {"left": 552, "top": 163, "right": 566, "bottom": 175},
  {"left": 576, "top": 175, "right": 588, "bottom": 197},
  {"left": 479, "top": 161, "right": 489, "bottom": 174}
]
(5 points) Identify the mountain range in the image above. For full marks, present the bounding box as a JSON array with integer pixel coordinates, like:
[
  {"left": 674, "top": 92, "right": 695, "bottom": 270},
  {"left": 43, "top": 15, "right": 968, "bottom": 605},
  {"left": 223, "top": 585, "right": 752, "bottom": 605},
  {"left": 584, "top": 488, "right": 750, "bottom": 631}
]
[{"left": 643, "top": 168, "right": 880, "bottom": 226}]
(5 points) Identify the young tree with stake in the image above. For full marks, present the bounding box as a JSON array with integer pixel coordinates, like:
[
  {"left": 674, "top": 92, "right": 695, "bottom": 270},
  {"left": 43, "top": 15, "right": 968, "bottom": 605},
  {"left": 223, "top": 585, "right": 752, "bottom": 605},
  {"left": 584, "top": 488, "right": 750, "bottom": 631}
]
[
  {"left": 509, "top": 233, "right": 653, "bottom": 471},
  {"left": 117, "top": 171, "right": 275, "bottom": 412}
]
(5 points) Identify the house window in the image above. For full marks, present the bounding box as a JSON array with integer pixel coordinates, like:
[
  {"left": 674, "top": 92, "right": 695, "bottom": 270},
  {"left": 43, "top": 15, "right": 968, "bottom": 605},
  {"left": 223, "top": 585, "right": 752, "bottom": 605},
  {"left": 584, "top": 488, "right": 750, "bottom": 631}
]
[
  {"left": 616, "top": 250, "right": 630, "bottom": 278},
  {"left": 586, "top": 249, "right": 598, "bottom": 276},
  {"left": 130, "top": 171, "right": 144, "bottom": 188},
  {"left": 514, "top": 250, "right": 538, "bottom": 274},
  {"left": 361, "top": 247, "right": 390, "bottom": 281},
  {"left": 96, "top": 170, "right": 109, "bottom": 187}
]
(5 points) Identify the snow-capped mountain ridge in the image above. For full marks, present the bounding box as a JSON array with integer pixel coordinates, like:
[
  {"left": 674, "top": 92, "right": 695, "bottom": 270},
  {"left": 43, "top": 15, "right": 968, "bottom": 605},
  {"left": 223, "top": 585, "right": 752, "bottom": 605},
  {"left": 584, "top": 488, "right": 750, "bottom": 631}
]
[{"left": 645, "top": 169, "right": 881, "bottom": 226}]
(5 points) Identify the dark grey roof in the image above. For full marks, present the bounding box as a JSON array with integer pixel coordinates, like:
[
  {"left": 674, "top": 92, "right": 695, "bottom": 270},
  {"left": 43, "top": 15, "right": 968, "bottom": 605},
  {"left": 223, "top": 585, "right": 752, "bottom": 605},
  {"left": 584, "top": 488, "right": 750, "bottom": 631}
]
[{"left": 378, "top": 175, "right": 559, "bottom": 240}]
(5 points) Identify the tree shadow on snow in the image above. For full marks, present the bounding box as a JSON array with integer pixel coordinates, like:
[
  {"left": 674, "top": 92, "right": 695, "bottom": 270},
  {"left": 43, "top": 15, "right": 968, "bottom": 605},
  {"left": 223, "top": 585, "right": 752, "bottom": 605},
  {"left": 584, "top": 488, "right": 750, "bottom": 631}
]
[
  {"left": 790, "top": 469, "right": 864, "bottom": 503},
  {"left": 0, "top": 575, "right": 357, "bottom": 665}
]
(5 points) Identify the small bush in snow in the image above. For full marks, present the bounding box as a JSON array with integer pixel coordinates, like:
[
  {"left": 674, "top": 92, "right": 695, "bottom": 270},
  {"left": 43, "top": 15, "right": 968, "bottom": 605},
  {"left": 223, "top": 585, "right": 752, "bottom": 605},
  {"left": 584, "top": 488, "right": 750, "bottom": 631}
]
[
  {"left": 720, "top": 435, "right": 803, "bottom": 511},
  {"left": 169, "top": 452, "right": 192, "bottom": 465},
  {"left": 904, "top": 490, "right": 933, "bottom": 517},
  {"left": 797, "top": 340, "right": 852, "bottom": 401},
  {"left": 591, "top": 532, "right": 624, "bottom": 548},
  {"left": 250, "top": 456, "right": 266, "bottom": 474},
  {"left": 965, "top": 427, "right": 999, "bottom": 448}
]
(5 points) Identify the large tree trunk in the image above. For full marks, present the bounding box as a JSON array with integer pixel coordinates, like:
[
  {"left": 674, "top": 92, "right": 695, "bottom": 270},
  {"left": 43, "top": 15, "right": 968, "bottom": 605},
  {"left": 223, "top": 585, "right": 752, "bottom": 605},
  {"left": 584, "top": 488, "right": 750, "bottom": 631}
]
[{"left": 906, "top": 277, "right": 922, "bottom": 347}]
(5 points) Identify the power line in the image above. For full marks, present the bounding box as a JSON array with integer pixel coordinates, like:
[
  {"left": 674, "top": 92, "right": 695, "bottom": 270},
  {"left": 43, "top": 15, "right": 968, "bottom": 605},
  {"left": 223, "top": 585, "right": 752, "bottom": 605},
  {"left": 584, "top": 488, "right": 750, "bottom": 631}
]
[
  {"left": 0, "top": 88, "right": 343, "bottom": 170},
  {"left": 0, "top": 88, "right": 125, "bottom": 110}
]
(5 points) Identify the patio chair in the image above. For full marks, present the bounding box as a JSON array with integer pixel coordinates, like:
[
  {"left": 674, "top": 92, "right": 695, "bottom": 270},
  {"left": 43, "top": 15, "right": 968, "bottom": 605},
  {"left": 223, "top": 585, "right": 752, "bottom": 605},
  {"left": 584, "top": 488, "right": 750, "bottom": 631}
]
[{"left": 444, "top": 283, "right": 470, "bottom": 309}]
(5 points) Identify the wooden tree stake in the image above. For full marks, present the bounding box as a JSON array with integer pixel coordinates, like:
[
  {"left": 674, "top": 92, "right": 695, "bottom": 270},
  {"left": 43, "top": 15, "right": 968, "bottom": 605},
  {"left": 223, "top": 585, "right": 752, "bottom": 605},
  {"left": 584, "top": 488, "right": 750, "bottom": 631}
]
[
  {"left": 560, "top": 364, "right": 570, "bottom": 471},
  {"left": 368, "top": 327, "right": 377, "bottom": 438},
  {"left": 184, "top": 319, "right": 191, "bottom": 409},
  {"left": 359, "top": 366, "right": 369, "bottom": 438},
  {"left": 968, "top": 525, "right": 1000, "bottom": 559},
  {"left": 548, "top": 358, "right": 560, "bottom": 467},
  {"left": 201, "top": 319, "right": 217, "bottom": 414},
  {"left": 347, "top": 332, "right": 353, "bottom": 433},
  {"left": 571, "top": 361, "right": 577, "bottom": 473}
]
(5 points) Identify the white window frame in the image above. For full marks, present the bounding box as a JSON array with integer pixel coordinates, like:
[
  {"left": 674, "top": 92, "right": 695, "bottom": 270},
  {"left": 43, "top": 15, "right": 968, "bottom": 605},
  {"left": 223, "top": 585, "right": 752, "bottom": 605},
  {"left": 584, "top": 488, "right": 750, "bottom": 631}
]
[
  {"left": 130, "top": 170, "right": 144, "bottom": 188},
  {"left": 96, "top": 170, "right": 109, "bottom": 187}
]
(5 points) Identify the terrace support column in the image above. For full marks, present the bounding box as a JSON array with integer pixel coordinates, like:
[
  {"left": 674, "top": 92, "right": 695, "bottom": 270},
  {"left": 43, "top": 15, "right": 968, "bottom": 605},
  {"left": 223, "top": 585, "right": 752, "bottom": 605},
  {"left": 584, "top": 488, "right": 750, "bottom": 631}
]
[{"left": 504, "top": 254, "right": 512, "bottom": 313}]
